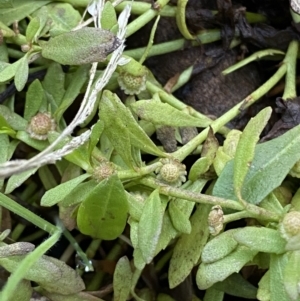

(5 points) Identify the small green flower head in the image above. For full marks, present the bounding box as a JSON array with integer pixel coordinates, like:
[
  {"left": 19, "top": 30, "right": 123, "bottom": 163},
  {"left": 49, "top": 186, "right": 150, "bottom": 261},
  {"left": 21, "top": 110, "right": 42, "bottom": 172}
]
[
  {"left": 92, "top": 162, "right": 116, "bottom": 182},
  {"left": 27, "top": 112, "right": 56, "bottom": 140},
  {"left": 156, "top": 158, "right": 187, "bottom": 187}
]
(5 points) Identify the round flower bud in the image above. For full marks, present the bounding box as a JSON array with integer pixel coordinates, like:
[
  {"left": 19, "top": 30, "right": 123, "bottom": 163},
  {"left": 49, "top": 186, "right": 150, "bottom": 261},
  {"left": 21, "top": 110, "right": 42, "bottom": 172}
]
[
  {"left": 208, "top": 205, "right": 224, "bottom": 236},
  {"left": 118, "top": 71, "right": 147, "bottom": 95},
  {"left": 92, "top": 162, "right": 116, "bottom": 182},
  {"left": 280, "top": 211, "right": 300, "bottom": 240},
  {"left": 27, "top": 112, "right": 56, "bottom": 140},
  {"left": 156, "top": 158, "right": 186, "bottom": 187}
]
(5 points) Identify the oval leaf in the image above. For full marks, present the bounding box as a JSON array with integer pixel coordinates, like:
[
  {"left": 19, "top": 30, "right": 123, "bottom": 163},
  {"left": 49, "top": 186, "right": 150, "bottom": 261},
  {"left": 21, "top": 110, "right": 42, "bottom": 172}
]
[
  {"left": 233, "top": 227, "right": 286, "bottom": 254},
  {"left": 196, "top": 246, "right": 257, "bottom": 290},
  {"left": 41, "top": 27, "right": 120, "bottom": 65},
  {"left": 138, "top": 190, "right": 164, "bottom": 263},
  {"left": 77, "top": 175, "right": 128, "bottom": 240}
]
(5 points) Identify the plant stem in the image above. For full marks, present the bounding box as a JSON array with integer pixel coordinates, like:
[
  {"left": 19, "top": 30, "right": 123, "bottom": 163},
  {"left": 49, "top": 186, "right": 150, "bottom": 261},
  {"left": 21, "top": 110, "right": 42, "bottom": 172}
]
[
  {"left": 139, "top": 176, "right": 244, "bottom": 211},
  {"left": 0, "top": 230, "right": 61, "bottom": 301},
  {"left": 172, "top": 62, "right": 287, "bottom": 161},
  {"left": 282, "top": 40, "right": 299, "bottom": 100},
  {"left": 125, "top": 0, "right": 171, "bottom": 37},
  {"left": 124, "top": 29, "right": 221, "bottom": 59}
]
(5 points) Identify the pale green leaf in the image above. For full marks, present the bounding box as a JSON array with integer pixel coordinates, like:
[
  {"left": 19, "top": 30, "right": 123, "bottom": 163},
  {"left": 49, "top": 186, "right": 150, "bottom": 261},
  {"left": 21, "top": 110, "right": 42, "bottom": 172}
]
[
  {"left": 101, "top": 2, "right": 117, "bottom": 30},
  {"left": 113, "top": 256, "right": 133, "bottom": 301},
  {"left": 283, "top": 250, "right": 300, "bottom": 301},
  {"left": 270, "top": 254, "right": 291, "bottom": 301},
  {"left": 196, "top": 246, "right": 257, "bottom": 290},
  {"left": 5, "top": 168, "right": 38, "bottom": 194},
  {"left": 131, "top": 99, "right": 210, "bottom": 127},
  {"left": 26, "top": 16, "right": 40, "bottom": 42},
  {"left": 233, "top": 227, "right": 286, "bottom": 254},
  {"left": 257, "top": 270, "right": 271, "bottom": 301},
  {"left": 0, "top": 0, "right": 50, "bottom": 25},
  {"left": 213, "top": 124, "right": 300, "bottom": 204},
  {"left": 41, "top": 174, "right": 91, "bottom": 207},
  {"left": 233, "top": 107, "right": 271, "bottom": 199},
  {"left": 189, "top": 157, "right": 210, "bottom": 181},
  {"left": 77, "top": 175, "right": 128, "bottom": 240},
  {"left": 169, "top": 200, "right": 191, "bottom": 234},
  {"left": 203, "top": 288, "right": 224, "bottom": 301},
  {"left": 138, "top": 190, "right": 165, "bottom": 263},
  {"left": 14, "top": 55, "right": 29, "bottom": 91},
  {"left": 201, "top": 229, "right": 239, "bottom": 264},
  {"left": 40, "top": 28, "right": 119, "bottom": 65}
]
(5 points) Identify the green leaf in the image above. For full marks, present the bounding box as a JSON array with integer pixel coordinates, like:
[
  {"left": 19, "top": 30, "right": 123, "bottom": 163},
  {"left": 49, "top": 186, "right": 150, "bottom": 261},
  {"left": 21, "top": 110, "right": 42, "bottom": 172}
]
[
  {"left": 11, "top": 280, "right": 32, "bottom": 301},
  {"left": 113, "top": 256, "right": 133, "bottom": 301},
  {"left": 0, "top": 0, "right": 50, "bottom": 25},
  {"left": 26, "top": 16, "right": 40, "bottom": 42},
  {"left": 44, "top": 3, "right": 81, "bottom": 36},
  {"left": 131, "top": 99, "right": 210, "bottom": 127},
  {"left": 270, "top": 254, "right": 291, "bottom": 301},
  {"left": 283, "top": 250, "right": 300, "bottom": 300},
  {"left": 196, "top": 246, "right": 257, "bottom": 290},
  {"left": 42, "top": 63, "right": 66, "bottom": 106},
  {"left": 77, "top": 175, "right": 128, "bottom": 240},
  {"left": 101, "top": 1, "right": 117, "bottom": 30},
  {"left": 88, "top": 120, "right": 104, "bottom": 158},
  {"left": 126, "top": 192, "right": 145, "bottom": 221},
  {"left": 41, "top": 174, "right": 91, "bottom": 207},
  {"left": 233, "top": 227, "right": 286, "bottom": 254},
  {"left": 168, "top": 200, "right": 191, "bottom": 234},
  {"left": 0, "top": 106, "right": 27, "bottom": 131},
  {"left": 100, "top": 91, "right": 166, "bottom": 158},
  {"left": 213, "top": 124, "right": 300, "bottom": 204},
  {"left": 188, "top": 157, "right": 210, "bottom": 181},
  {"left": 201, "top": 229, "right": 239, "bottom": 264},
  {"left": 203, "top": 288, "right": 224, "bottom": 301},
  {"left": 59, "top": 180, "right": 98, "bottom": 207},
  {"left": 169, "top": 204, "right": 210, "bottom": 288},
  {"left": 54, "top": 65, "right": 89, "bottom": 122},
  {"left": 233, "top": 107, "right": 271, "bottom": 200},
  {"left": 212, "top": 273, "right": 257, "bottom": 299},
  {"left": 0, "top": 59, "right": 21, "bottom": 83},
  {"left": 138, "top": 190, "right": 165, "bottom": 263},
  {"left": 257, "top": 270, "right": 270, "bottom": 301},
  {"left": 24, "top": 79, "right": 45, "bottom": 121},
  {"left": 5, "top": 168, "right": 38, "bottom": 194},
  {"left": 40, "top": 27, "right": 119, "bottom": 65},
  {"left": 14, "top": 55, "right": 29, "bottom": 92}
]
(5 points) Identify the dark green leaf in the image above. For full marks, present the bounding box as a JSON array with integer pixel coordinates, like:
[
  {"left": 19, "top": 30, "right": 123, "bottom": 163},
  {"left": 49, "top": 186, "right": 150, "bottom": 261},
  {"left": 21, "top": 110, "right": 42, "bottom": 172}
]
[
  {"left": 77, "top": 175, "right": 128, "bottom": 240},
  {"left": 42, "top": 63, "right": 66, "bottom": 106},
  {"left": 169, "top": 204, "right": 210, "bottom": 288},
  {"left": 213, "top": 124, "right": 300, "bottom": 204},
  {"left": 213, "top": 273, "right": 257, "bottom": 299},
  {"left": 40, "top": 27, "right": 119, "bottom": 65},
  {"left": 41, "top": 174, "right": 91, "bottom": 207},
  {"left": 131, "top": 99, "right": 210, "bottom": 127},
  {"left": 54, "top": 65, "right": 89, "bottom": 122},
  {"left": 203, "top": 288, "right": 224, "bottom": 301},
  {"left": 233, "top": 107, "right": 271, "bottom": 200}
]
